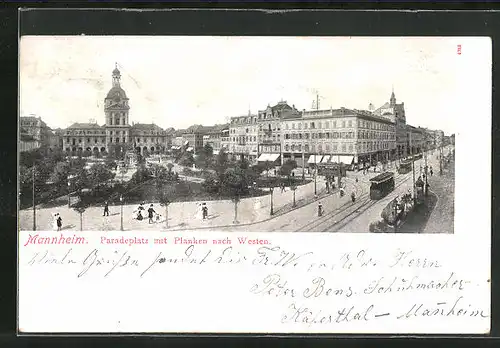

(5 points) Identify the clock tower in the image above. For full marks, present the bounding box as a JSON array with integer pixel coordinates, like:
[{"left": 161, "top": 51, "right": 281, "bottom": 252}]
[{"left": 104, "top": 64, "right": 131, "bottom": 156}]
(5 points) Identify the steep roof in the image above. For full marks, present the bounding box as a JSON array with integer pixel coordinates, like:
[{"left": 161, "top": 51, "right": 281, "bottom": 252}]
[
  {"left": 67, "top": 123, "right": 103, "bottom": 129},
  {"left": 131, "top": 123, "right": 164, "bottom": 131}
]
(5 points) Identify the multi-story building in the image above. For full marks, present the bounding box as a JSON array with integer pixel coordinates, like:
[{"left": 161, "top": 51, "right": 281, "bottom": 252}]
[
  {"left": 62, "top": 122, "right": 107, "bottom": 153},
  {"left": 19, "top": 115, "right": 55, "bottom": 152},
  {"left": 406, "top": 125, "right": 424, "bottom": 155},
  {"left": 229, "top": 114, "right": 259, "bottom": 162},
  {"left": 220, "top": 127, "right": 230, "bottom": 153},
  {"left": 58, "top": 65, "right": 170, "bottom": 157},
  {"left": 256, "top": 101, "right": 302, "bottom": 164},
  {"left": 374, "top": 90, "right": 407, "bottom": 157},
  {"left": 204, "top": 124, "right": 229, "bottom": 154},
  {"left": 280, "top": 107, "right": 396, "bottom": 167},
  {"left": 131, "top": 123, "right": 168, "bottom": 155},
  {"left": 183, "top": 125, "right": 210, "bottom": 153}
]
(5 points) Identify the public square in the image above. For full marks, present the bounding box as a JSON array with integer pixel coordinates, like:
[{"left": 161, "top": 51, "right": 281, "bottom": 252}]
[{"left": 19, "top": 146, "right": 454, "bottom": 233}]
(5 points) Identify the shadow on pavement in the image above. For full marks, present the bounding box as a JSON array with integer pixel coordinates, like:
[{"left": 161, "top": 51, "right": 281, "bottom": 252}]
[{"left": 398, "top": 192, "right": 438, "bottom": 233}]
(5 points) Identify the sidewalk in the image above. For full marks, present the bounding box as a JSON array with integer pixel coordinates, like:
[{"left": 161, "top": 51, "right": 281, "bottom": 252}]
[
  {"left": 19, "top": 176, "right": 333, "bottom": 231},
  {"left": 421, "top": 157, "right": 455, "bottom": 234}
]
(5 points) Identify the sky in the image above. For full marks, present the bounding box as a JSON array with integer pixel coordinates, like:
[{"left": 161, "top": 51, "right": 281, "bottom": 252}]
[{"left": 19, "top": 36, "right": 491, "bottom": 134}]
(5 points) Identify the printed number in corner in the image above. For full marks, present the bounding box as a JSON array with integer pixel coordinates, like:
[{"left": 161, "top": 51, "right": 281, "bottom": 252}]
[{"left": 457, "top": 44, "right": 462, "bottom": 55}]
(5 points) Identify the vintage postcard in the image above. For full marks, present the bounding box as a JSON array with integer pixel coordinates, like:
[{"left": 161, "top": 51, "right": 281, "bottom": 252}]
[{"left": 18, "top": 36, "right": 491, "bottom": 334}]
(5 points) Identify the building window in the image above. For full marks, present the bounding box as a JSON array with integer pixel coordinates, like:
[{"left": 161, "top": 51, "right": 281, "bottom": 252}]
[
  {"left": 348, "top": 144, "right": 353, "bottom": 152},
  {"left": 348, "top": 120, "right": 352, "bottom": 127},
  {"left": 325, "top": 144, "right": 331, "bottom": 152},
  {"left": 342, "top": 121, "right": 346, "bottom": 128},
  {"left": 78, "top": 139, "right": 82, "bottom": 143},
  {"left": 305, "top": 144, "right": 309, "bottom": 152},
  {"left": 304, "top": 123, "right": 308, "bottom": 129},
  {"left": 285, "top": 144, "right": 290, "bottom": 151},
  {"left": 291, "top": 144, "right": 296, "bottom": 151},
  {"left": 311, "top": 122, "right": 315, "bottom": 129},
  {"left": 332, "top": 121, "right": 336, "bottom": 128},
  {"left": 318, "top": 122, "right": 322, "bottom": 129},
  {"left": 123, "top": 137, "right": 126, "bottom": 143},
  {"left": 298, "top": 123, "right": 302, "bottom": 130},
  {"left": 110, "top": 138, "right": 113, "bottom": 143}
]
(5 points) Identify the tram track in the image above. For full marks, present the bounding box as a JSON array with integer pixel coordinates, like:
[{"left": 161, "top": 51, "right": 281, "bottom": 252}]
[{"left": 296, "top": 170, "right": 415, "bottom": 232}]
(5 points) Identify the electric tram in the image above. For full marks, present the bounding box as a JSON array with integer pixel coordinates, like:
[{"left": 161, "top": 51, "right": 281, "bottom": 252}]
[
  {"left": 398, "top": 159, "right": 412, "bottom": 174},
  {"left": 369, "top": 172, "right": 395, "bottom": 200}
]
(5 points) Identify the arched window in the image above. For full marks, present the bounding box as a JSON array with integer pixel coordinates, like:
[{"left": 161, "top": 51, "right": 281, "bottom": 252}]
[
  {"left": 285, "top": 144, "right": 290, "bottom": 151},
  {"left": 291, "top": 144, "right": 295, "bottom": 151}
]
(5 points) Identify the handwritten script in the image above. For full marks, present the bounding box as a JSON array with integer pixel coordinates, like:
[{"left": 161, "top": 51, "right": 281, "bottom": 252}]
[{"left": 22, "top": 238, "right": 490, "bottom": 329}]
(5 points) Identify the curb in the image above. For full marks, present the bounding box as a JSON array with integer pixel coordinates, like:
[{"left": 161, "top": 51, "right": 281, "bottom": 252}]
[{"left": 162, "top": 178, "right": 357, "bottom": 232}]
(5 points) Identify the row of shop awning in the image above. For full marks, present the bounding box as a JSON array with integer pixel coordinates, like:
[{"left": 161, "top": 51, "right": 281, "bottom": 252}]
[
  {"left": 308, "top": 155, "right": 355, "bottom": 165},
  {"left": 257, "top": 153, "right": 281, "bottom": 162},
  {"left": 256, "top": 153, "right": 355, "bottom": 165}
]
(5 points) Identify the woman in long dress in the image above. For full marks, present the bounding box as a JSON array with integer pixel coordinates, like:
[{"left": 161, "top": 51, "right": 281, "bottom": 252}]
[
  {"left": 52, "top": 213, "right": 58, "bottom": 231},
  {"left": 195, "top": 203, "right": 203, "bottom": 220}
]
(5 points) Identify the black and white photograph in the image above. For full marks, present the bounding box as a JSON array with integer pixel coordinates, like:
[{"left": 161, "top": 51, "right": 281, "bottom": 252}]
[{"left": 19, "top": 36, "right": 457, "bottom": 233}]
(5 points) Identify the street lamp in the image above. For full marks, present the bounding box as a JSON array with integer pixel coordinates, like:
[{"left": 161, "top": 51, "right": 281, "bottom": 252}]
[
  {"left": 120, "top": 194, "right": 124, "bottom": 231},
  {"left": 32, "top": 166, "right": 36, "bottom": 231},
  {"left": 314, "top": 154, "right": 317, "bottom": 196},
  {"left": 291, "top": 184, "right": 297, "bottom": 208},
  {"left": 270, "top": 185, "right": 274, "bottom": 216}
]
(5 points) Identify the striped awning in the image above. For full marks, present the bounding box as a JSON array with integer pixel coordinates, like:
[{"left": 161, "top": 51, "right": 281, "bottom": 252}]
[
  {"left": 307, "top": 155, "right": 323, "bottom": 164},
  {"left": 258, "top": 153, "right": 280, "bottom": 162},
  {"left": 321, "top": 155, "right": 331, "bottom": 163}
]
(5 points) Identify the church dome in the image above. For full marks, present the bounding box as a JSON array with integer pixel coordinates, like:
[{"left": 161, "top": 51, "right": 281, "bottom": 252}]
[
  {"left": 112, "top": 67, "right": 121, "bottom": 75},
  {"left": 106, "top": 86, "right": 128, "bottom": 99}
]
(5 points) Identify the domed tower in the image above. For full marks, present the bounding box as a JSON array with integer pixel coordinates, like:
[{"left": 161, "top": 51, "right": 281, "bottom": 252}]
[{"left": 104, "top": 64, "right": 131, "bottom": 155}]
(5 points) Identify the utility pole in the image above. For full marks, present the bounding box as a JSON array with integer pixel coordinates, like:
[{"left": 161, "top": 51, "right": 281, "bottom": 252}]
[
  {"left": 316, "top": 93, "right": 320, "bottom": 110},
  {"left": 439, "top": 142, "right": 443, "bottom": 175},
  {"left": 314, "top": 154, "right": 317, "bottom": 196},
  {"left": 301, "top": 144, "right": 305, "bottom": 182},
  {"left": 410, "top": 133, "right": 416, "bottom": 205},
  {"left": 32, "top": 166, "right": 36, "bottom": 231},
  {"left": 424, "top": 135, "right": 428, "bottom": 196}
]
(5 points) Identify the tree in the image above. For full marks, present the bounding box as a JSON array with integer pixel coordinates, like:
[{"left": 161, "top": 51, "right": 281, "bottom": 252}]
[
  {"left": 72, "top": 198, "right": 90, "bottom": 231},
  {"left": 129, "top": 164, "right": 151, "bottom": 185},
  {"left": 179, "top": 152, "right": 195, "bottom": 167},
  {"left": 104, "top": 156, "right": 117, "bottom": 170},
  {"left": 215, "top": 149, "right": 229, "bottom": 175},
  {"left": 279, "top": 159, "right": 298, "bottom": 181},
  {"left": 195, "top": 143, "right": 214, "bottom": 169},
  {"left": 88, "top": 163, "right": 115, "bottom": 194},
  {"left": 220, "top": 167, "right": 250, "bottom": 224},
  {"left": 158, "top": 190, "right": 171, "bottom": 228}
]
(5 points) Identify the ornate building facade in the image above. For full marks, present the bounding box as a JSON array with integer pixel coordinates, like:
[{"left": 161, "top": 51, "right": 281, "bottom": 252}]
[{"left": 61, "top": 65, "right": 169, "bottom": 157}]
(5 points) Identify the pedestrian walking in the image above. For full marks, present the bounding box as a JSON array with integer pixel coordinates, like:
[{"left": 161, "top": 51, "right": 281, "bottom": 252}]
[
  {"left": 351, "top": 191, "right": 356, "bottom": 203},
  {"left": 148, "top": 204, "right": 156, "bottom": 224},
  {"left": 430, "top": 166, "right": 433, "bottom": 176},
  {"left": 326, "top": 181, "right": 330, "bottom": 193},
  {"left": 56, "top": 214, "right": 62, "bottom": 231},
  {"left": 103, "top": 201, "right": 109, "bottom": 216},
  {"left": 202, "top": 203, "right": 208, "bottom": 220},
  {"left": 280, "top": 182, "right": 285, "bottom": 193},
  {"left": 318, "top": 202, "right": 323, "bottom": 217}
]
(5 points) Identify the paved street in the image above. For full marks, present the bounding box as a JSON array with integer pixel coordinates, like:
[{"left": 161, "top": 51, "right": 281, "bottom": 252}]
[
  {"left": 20, "top": 173, "right": 329, "bottom": 231},
  {"left": 20, "top": 147, "right": 454, "bottom": 233}
]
